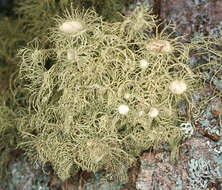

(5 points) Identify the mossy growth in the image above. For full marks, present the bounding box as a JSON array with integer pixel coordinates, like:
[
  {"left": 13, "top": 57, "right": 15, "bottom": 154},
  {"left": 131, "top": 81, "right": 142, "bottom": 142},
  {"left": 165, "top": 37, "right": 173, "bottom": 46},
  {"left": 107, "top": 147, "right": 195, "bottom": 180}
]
[
  {"left": 0, "top": 16, "right": 26, "bottom": 102},
  {"left": 0, "top": 15, "right": 28, "bottom": 177},
  {"left": 17, "top": 6, "right": 206, "bottom": 182},
  {"left": 0, "top": 106, "right": 18, "bottom": 180}
]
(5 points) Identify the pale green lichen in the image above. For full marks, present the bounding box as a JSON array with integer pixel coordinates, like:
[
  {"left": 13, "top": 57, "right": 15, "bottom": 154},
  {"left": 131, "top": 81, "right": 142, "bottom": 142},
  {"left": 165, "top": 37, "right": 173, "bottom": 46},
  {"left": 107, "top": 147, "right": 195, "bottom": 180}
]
[{"left": 16, "top": 6, "right": 208, "bottom": 182}]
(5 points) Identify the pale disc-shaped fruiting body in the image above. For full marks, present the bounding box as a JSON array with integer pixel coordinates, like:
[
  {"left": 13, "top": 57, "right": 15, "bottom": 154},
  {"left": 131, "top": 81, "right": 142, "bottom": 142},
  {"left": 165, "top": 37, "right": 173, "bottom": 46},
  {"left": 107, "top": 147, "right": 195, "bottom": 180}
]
[
  {"left": 59, "top": 21, "right": 83, "bottom": 34},
  {"left": 139, "top": 59, "right": 149, "bottom": 69},
  {"left": 146, "top": 40, "right": 174, "bottom": 54},
  {"left": 148, "top": 107, "right": 159, "bottom": 118},
  {"left": 169, "top": 80, "right": 187, "bottom": 95},
  {"left": 118, "top": 104, "right": 129, "bottom": 115}
]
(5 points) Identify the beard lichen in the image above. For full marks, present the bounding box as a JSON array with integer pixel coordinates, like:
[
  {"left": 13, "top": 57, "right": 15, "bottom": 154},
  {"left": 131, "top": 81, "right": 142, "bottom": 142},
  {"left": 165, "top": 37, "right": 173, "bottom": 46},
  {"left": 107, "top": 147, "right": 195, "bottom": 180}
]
[{"left": 17, "top": 7, "right": 206, "bottom": 182}]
